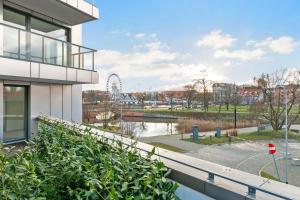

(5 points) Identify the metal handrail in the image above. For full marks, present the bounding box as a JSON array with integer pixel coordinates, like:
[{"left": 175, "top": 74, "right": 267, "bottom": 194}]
[{"left": 0, "top": 22, "right": 97, "bottom": 71}]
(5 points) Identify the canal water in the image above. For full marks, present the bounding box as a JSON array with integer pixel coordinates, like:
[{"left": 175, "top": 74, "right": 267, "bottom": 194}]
[{"left": 122, "top": 117, "right": 179, "bottom": 138}]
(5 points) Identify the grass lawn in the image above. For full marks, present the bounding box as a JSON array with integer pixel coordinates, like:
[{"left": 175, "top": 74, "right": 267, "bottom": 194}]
[
  {"left": 148, "top": 142, "right": 186, "bottom": 153},
  {"left": 183, "top": 130, "right": 300, "bottom": 145},
  {"left": 261, "top": 171, "right": 280, "bottom": 181},
  {"left": 137, "top": 105, "right": 251, "bottom": 114}
]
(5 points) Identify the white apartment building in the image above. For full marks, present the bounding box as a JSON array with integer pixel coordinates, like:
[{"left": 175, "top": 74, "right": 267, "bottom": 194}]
[{"left": 0, "top": 0, "right": 99, "bottom": 143}]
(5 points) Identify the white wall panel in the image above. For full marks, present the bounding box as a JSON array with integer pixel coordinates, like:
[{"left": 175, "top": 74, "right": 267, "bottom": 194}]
[
  {"left": 63, "top": 85, "right": 72, "bottom": 121},
  {"left": 0, "top": 81, "right": 3, "bottom": 140},
  {"left": 0, "top": 57, "right": 98, "bottom": 84},
  {"left": 50, "top": 85, "right": 63, "bottom": 119},
  {"left": 30, "top": 83, "right": 50, "bottom": 135},
  {"left": 65, "top": 0, "right": 77, "bottom": 8},
  {"left": 92, "top": 71, "right": 99, "bottom": 84},
  {"left": 78, "top": 0, "right": 92, "bottom": 14},
  {"left": 39, "top": 64, "right": 66, "bottom": 81},
  {"left": 0, "top": 58, "right": 30, "bottom": 77},
  {"left": 31, "top": 84, "right": 50, "bottom": 118},
  {"left": 77, "top": 70, "right": 91, "bottom": 83},
  {"left": 93, "top": 6, "right": 99, "bottom": 18},
  {"left": 31, "top": 63, "right": 39, "bottom": 78},
  {"left": 71, "top": 25, "right": 82, "bottom": 45},
  {"left": 71, "top": 84, "right": 82, "bottom": 122},
  {"left": 67, "top": 68, "right": 77, "bottom": 82}
]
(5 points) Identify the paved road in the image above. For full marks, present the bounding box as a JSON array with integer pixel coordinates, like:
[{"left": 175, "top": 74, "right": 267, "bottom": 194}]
[{"left": 139, "top": 129, "right": 300, "bottom": 187}]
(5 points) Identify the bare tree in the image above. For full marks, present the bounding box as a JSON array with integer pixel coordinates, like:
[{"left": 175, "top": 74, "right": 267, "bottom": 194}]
[
  {"left": 194, "top": 78, "right": 212, "bottom": 112},
  {"left": 194, "top": 69, "right": 213, "bottom": 112},
  {"left": 253, "top": 69, "right": 300, "bottom": 130},
  {"left": 183, "top": 84, "right": 198, "bottom": 108},
  {"left": 134, "top": 92, "right": 146, "bottom": 107},
  {"left": 216, "top": 83, "right": 236, "bottom": 113}
]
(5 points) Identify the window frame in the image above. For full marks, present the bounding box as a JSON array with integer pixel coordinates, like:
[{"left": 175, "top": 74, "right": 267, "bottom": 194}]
[{"left": 3, "top": 6, "right": 70, "bottom": 42}]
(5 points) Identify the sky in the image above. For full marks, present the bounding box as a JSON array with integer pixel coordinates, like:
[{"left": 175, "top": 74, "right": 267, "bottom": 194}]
[{"left": 82, "top": 0, "right": 300, "bottom": 92}]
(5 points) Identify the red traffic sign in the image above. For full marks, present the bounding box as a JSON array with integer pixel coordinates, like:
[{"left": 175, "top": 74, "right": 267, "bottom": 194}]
[{"left": 268, "top": 143, "right": 276, "bottom": 154}]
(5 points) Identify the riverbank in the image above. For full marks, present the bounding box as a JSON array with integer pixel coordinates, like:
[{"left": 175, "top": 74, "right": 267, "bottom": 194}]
[
  {"left": 124, "top": 111, "right": 182, "bottom": 119},
  {"left": 133, "top": 109, "right": 260, "bottom": 121}
]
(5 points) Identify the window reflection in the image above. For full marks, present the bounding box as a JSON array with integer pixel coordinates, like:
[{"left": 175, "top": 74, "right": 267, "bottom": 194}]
[
  {"left": 31, "top": 17, "right": 68, "bottom": 41},
  {"left": 4, "top": 86, "right": 26, "bottom": 142},
  {"left": 3, "top": 9, "right": 26, "bottom": 58},
  {"left": 0, "top": 7, "right": 93, "bottom": 70}
]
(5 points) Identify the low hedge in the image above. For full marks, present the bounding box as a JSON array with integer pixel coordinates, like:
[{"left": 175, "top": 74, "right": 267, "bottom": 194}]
[{"left": 0, "top": 120, "right": 178, "bottom": 199}]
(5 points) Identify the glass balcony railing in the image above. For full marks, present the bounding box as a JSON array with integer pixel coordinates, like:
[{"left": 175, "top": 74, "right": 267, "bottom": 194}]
[{"left": 0, "top": 23, "right": 96, "bottom": 71}]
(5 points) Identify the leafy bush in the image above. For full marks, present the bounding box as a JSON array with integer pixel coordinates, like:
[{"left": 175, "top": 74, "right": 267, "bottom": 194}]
[{"left": 0, "top": 120, "right": 178, "bottom": 199}]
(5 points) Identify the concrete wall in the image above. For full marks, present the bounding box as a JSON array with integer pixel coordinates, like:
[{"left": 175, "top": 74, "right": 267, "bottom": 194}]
[
  {"left": 0, "top": 57, "right": 98, "bottom": 84},
  {"left": 30, "top": 83, "right": 82, "bottom": 137},
  {"left": 0, "top": 81, "right": 77, "bottom": 140},
  {"left": 31, "top": 83, "right": 82, "bottom": 121},
  {"left": 0, "top": 80, "right": 3, "bottom": 140},
  {"left": 0, "top": 0, "right": 96, "bottom": 141}
]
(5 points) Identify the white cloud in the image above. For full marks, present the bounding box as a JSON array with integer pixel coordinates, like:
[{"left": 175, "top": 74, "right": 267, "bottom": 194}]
[
  {"left": 87, "top": 42, "right": 227, "bottom": 91},
  {"left": 96, "top": 48, "right": 176, "bottom": 67},
  {"left": 196, "top": 29, "right": 236, "bottom": 49},
  {"left": 145, "top": 42, "right": 162, "bottom": 50},
  {"left": 247, "top": 36, "right": 297, "bottom": 54},
  {"left": 269, "top": 37, "right": 297, "bottom": 54},
  {"left": 214, "top": 48, "right": 265, "bottom": 61},
  {"left": 135, "top": 33, "right": 145, "bottom": 39},
  {"left": 223, "top": 61, "right": 232, "bottom": 67}
]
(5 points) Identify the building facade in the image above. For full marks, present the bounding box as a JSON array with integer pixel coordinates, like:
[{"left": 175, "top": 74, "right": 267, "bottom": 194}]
[
  {"left": 212, "top": 83, "right": 236, "bottom": 104},
  {"left": 0, "top": 0, "right": 99, "bottom": 143},
  {"left": 239, "top": 85, "right": 262, "bottom": 105}
]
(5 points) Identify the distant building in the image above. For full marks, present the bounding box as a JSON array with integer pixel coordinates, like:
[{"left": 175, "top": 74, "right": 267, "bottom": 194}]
[
  {"left": 121, "top": 93, "right": 139, "bottom": 105},
  {"left": 239, "top": 85, "right": 262, "bottom": 105},
  {"left": 212, "top": 83, "right": 236, "bottom": 104}
]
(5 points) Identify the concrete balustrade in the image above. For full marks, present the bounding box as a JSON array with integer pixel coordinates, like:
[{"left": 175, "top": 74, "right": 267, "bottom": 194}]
[{"left": 39, "top": 116, "right": 300, "bottom": 200}]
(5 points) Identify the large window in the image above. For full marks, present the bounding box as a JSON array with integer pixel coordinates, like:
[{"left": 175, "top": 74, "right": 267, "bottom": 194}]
[
  {"left": 1, "top": 7, "right": 95, "bottom": 70},
  {"left": 31, "top": 17, "right": 68, "bottom": 65},
  {"left": 31, "top": 17, "right": 68, "bottom": 41},
  {"left": 3, "top": 7, "right": 69, "bottom": 65},
  {"left": 3, "top": 8, "right": 26, "bottom": 29},
  {"left": 3, "top": 9, "right": 26, "bottom": 59},
  {"left": 3, "top": 85, "right": 28, "bottom": 142}
]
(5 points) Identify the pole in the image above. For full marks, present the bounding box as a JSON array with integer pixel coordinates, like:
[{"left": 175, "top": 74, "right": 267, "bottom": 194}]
[
  {"left": 171, "top": 96, "right": 173, "bottom": 112},
  {"left": 234, "top": 106, "right": 237, "bottom": 129},
  {"left": 273, "top": 154, "right": 280, "bottom": 181},
  {"left": 285, "top": 88, "right": 288, "bottom": 184},
  {"left": 120, "top": 101, "right": 123, "bottom": 136},
  {"left": 234, "top": 83, "right": 237, "bottom": 129}
]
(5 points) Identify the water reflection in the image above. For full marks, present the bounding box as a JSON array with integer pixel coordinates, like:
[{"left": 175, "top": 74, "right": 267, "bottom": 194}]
[{"left": 123, "top": 117, "right": 178, "bottom": 138}]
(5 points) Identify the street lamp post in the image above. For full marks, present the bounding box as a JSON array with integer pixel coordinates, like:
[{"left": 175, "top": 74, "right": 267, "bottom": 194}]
[
  {"left": 284, "top": 87, "right": 288, "bottom": 184},
  {"left": 234, "top": 84, "right": 237, "bottom": 129}
]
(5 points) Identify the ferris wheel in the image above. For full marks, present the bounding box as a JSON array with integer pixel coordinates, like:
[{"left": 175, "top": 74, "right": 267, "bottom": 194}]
[{"left": 106, "top": 73, "right": 122, "bottom": 102}]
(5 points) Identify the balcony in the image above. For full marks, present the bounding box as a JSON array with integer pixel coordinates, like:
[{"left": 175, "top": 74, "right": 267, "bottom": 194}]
[
  {"left": 0, "top": 23, "right": 99, "bottom": 84},
  {"left": 5, "top": 0, "right": 99, "bottom": 25}
]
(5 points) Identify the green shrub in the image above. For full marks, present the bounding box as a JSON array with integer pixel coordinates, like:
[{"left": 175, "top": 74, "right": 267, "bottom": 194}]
[{"left": 0, "top": 120, "right": 179, "bottom": 199}]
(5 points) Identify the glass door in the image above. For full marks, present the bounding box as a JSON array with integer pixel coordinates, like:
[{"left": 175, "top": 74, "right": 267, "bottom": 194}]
[{"left": 3, "top": 85, "right": 28, "bottom": 142}]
